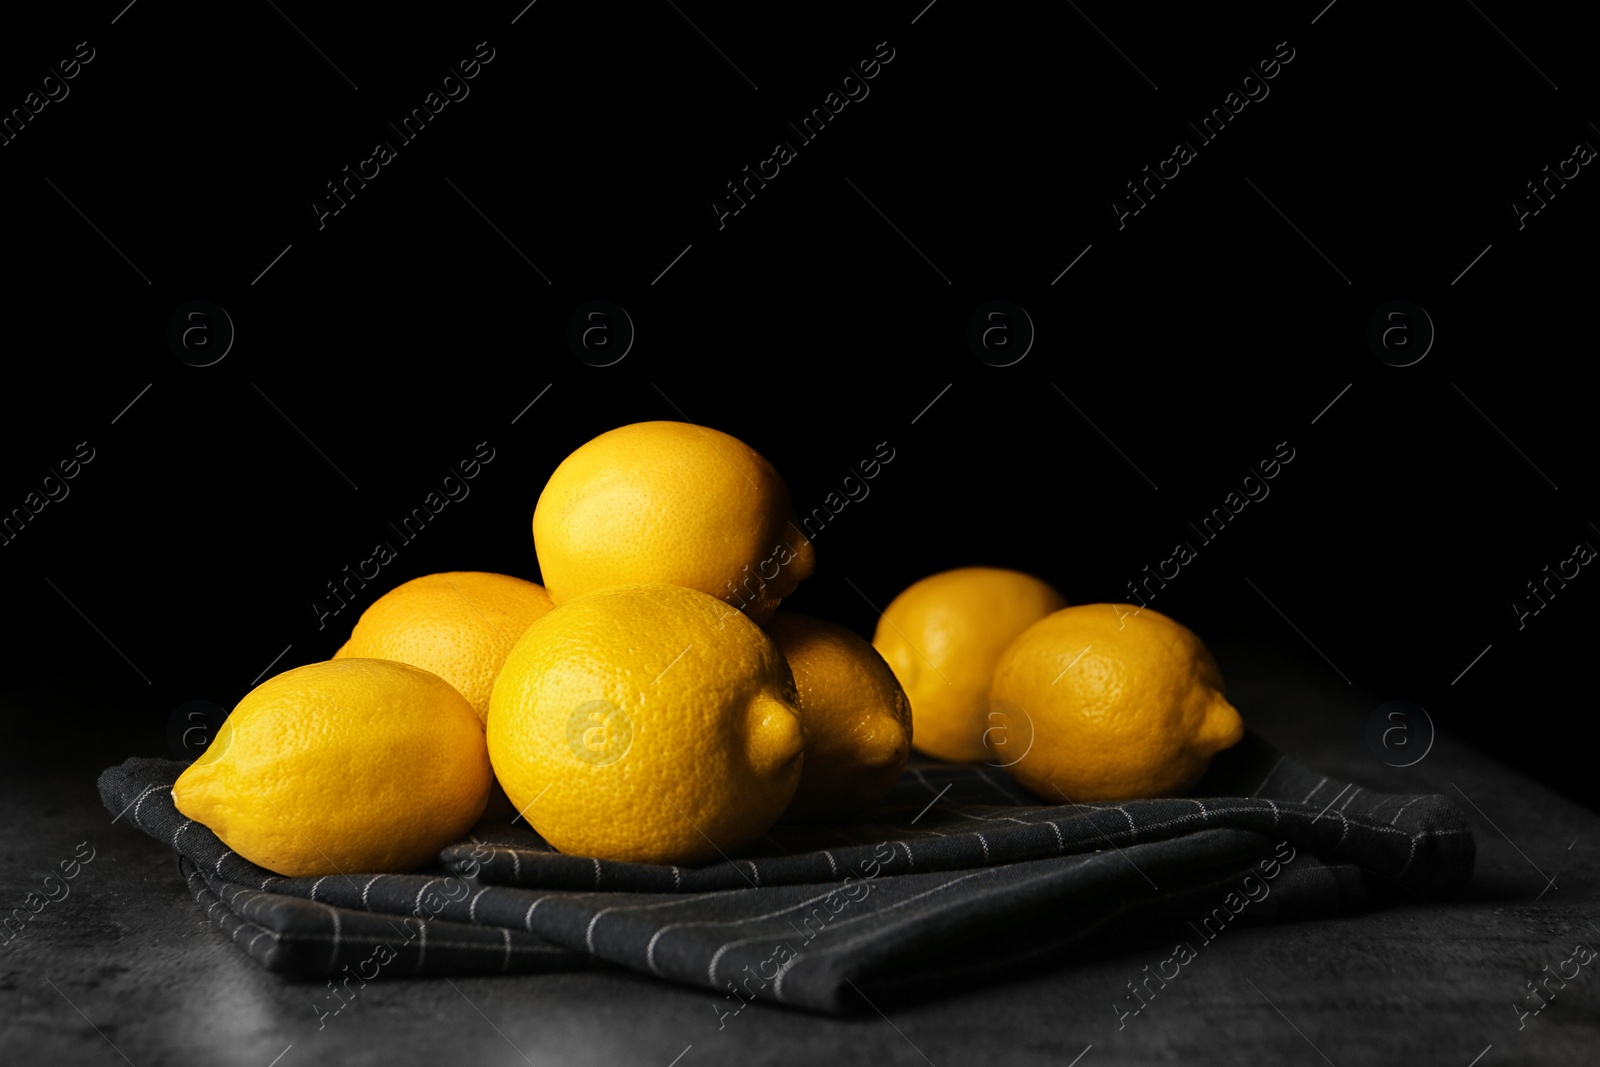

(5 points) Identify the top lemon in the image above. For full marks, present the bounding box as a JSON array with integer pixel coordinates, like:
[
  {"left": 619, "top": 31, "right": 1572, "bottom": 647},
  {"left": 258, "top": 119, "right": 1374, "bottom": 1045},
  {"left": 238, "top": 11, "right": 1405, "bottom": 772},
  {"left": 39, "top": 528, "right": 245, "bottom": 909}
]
[
  {"left": 532, "top": 421, "right": 814, "bottom": 624},
  {"left": 333, "top": 571, "right": 554, "bottom": 725},
  {"left": 988, "top": 604, "right": 1244, "bottom": 802},
  {"left": 872, "top": 567, "right": 1068, "bottom": 762}
]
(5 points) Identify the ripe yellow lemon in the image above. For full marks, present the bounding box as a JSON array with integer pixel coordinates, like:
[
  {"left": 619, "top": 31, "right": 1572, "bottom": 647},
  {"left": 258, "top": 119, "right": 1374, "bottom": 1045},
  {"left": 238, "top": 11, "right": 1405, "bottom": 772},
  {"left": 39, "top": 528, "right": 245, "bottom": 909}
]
[
  {"left": 172, "top": 659, "right": 491, "bottom": 877},
  {"left": 763, "top": 613, "right": 912, "bottom": 822},
  {"left": 988, "top": 604, "right": 1244, "bottom": 801},
  {"left": 872, "top": 567, "right": 1069, "bottom": 762},
  {"left": 488, "top": 583, "right": 806, "bottom": 864},
  {"left": 333, "top": 571, "right": 554, "bottom": 725},
  {"left": 532, "top": 421, "right": 815, "bottom": 624}
]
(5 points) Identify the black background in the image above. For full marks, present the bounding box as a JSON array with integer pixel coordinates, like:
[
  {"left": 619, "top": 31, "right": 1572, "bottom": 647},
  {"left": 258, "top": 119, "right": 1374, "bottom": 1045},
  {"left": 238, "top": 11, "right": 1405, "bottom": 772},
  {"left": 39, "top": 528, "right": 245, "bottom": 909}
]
[{"left": 2, "top": 3, "right": 1594, "bottom": 805}]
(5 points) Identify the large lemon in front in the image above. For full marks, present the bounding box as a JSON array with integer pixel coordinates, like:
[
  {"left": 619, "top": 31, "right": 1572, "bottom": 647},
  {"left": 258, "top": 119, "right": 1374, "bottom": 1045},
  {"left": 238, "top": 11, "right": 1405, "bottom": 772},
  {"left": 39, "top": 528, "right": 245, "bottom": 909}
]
[{"left": 489, "top": 583, "right": 806, "bottom": 864}]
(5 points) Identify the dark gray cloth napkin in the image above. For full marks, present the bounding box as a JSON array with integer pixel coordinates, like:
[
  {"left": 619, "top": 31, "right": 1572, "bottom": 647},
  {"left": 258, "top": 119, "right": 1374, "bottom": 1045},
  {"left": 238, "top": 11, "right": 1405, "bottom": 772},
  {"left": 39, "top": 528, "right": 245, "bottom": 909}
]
[{"left": 98, "top": 732, "right": 1474, "bottom": 1014}]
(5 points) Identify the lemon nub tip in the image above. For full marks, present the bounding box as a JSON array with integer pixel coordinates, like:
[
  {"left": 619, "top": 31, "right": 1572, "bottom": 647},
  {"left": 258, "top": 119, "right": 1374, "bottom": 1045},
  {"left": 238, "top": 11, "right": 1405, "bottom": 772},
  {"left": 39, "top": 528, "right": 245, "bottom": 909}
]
[
  {"left": 749, "top": 699, "right": 805, "bottom": 777},
  {"left": 856, "top": 721, "right": 909, "bottom": 769},
  {"left": 1193, "top": 693, "right": 1245, "bottom": 756}
]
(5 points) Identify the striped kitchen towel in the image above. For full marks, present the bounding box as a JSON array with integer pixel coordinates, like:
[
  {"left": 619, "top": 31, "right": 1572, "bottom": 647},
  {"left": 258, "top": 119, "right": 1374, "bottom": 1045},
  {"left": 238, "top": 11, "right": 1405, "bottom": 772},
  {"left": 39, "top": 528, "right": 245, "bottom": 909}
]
[{"left": 98, "top": 731, "right": 1473, "bottom": 1014}]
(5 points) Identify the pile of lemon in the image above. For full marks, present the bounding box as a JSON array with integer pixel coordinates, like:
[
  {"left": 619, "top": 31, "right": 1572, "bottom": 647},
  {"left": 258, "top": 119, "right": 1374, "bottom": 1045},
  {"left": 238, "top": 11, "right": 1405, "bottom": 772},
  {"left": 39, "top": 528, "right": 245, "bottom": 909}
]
[{"left": 173, "top": 422, "right": 1243, "bottom": 877}]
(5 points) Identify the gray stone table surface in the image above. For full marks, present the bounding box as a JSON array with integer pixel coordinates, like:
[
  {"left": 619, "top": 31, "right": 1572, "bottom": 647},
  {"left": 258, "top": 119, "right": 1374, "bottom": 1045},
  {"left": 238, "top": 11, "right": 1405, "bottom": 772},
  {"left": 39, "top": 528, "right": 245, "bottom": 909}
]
[{"left": 3, "top": 632, "right": 1597, "bottom": 1066}]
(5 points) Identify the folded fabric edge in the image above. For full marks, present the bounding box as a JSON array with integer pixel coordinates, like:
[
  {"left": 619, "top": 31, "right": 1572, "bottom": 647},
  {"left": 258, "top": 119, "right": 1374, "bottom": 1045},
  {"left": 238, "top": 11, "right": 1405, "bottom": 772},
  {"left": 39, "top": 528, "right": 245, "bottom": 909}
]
[
  {"left": 833, "top": 843, "right": 1373, "bottom": 1016},
  {"left": 178, "top": 856, "right": 589, "bottom": 979}
]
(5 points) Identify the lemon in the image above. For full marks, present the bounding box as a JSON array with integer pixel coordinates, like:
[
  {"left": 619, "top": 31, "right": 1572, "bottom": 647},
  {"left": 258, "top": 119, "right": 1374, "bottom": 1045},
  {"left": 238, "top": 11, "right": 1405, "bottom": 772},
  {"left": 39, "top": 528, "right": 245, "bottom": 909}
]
[
  {"left": 763, "top": 613, "right": 912, "bottom": 822},
  {"left": 872, "top": 567, "right": 1069, "bottom": 762},
  {"left": 172, "top": 659, "right": 491, "bottom": 876},
  {"left": 988, "top": 603, "right": 1244, "bottom": 801},
  {"left": 488, "top": 583, "right": 805, "bottom": 864},
  {"left": 333, "top": 571, "right": 554, "bottom": 725},
  {"left": 532, "top": 421, "right": 815, "bottom": 624}
]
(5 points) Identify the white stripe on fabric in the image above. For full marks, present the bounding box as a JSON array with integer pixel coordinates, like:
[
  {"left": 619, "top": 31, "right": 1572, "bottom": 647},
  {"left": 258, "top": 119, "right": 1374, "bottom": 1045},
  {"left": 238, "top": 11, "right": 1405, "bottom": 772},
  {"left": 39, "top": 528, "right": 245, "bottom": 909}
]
[
  {"left": 940, "top": 807, "right": 1050, "bottom": 831},
  {"left": 1388, "top": 795, "right": 1424, "bottom": 826},
  {"left": 524, "top": 896, "right": 552, "bottom": 930},
  {"left": 327, "top": 908, "right": 342, "bottom": 971},
  {"left": 647, "top": 884, "right": 875, "bottom": 978},
  {"left": 1395, "top": 827, "right": 1472, "bottom": 880},
  {"left": 521, "top": 889, "right": 713, "bottom": 935},
  {"left": 129, "top": 784, "right": 161, "bottom": 825}
]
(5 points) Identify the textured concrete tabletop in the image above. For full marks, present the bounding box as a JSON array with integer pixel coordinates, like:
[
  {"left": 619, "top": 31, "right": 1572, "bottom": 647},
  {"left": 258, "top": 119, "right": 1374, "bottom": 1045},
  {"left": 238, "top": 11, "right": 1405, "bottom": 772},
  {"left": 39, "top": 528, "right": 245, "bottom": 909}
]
[{"left": 4, "top": 632, "right": 1595, "bottom": 1067}]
